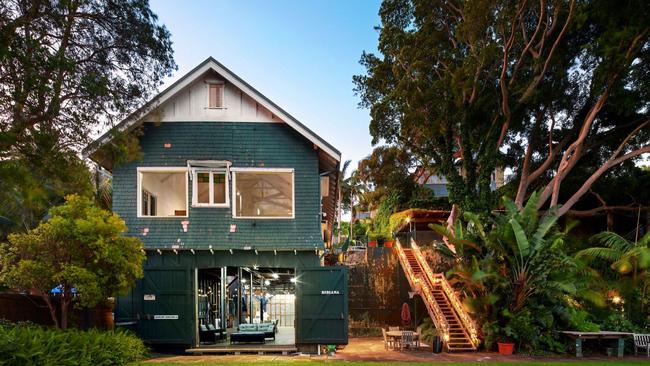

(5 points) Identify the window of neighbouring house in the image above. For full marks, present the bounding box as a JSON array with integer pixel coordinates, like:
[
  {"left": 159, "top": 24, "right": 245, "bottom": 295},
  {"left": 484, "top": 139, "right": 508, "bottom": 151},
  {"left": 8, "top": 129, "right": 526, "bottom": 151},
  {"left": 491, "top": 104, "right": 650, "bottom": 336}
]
[
  {"left": 192, "top": 170, "right": 228, "bottom": 207},
  {"left": 138, "top": 168, "right": 188, "bottom": 217},
  {"left": 208, "top": 83, "right": 224, "bottom": 108},
  {"left": 232, "top": 169, "right": 294, "bottom": 219}
]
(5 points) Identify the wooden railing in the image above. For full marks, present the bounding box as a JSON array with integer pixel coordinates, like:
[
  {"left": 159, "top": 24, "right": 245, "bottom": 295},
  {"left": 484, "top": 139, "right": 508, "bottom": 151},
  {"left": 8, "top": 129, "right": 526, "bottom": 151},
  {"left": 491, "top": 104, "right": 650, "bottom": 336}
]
[
  {"left": 410, "top": 239, "right": 480, "bottom": 348},
  {"left": 394, "top": 238, "right": 450, "bottom": 347}
]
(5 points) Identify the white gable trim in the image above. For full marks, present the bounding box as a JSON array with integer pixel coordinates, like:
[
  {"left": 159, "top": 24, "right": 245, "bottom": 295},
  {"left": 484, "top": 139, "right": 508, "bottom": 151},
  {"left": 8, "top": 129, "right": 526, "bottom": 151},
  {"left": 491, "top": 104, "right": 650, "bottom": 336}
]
[{"left": 87, "top": 58, "right": 341, "bottom": 162}]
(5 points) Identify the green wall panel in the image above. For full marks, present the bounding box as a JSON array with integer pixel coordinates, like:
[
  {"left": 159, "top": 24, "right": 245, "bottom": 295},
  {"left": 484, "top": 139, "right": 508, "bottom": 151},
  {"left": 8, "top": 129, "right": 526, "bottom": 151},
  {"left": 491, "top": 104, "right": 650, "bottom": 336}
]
[{"left": 112, "top": 122, "right": 323, "bottom": 250}]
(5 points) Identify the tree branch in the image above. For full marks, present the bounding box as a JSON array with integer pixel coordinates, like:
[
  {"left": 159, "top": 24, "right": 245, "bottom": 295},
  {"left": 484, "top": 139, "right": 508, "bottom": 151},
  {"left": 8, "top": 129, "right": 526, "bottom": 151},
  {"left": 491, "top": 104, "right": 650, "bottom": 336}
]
[{"left": 557, "top": 144, "right": 650, "bottom": 216}]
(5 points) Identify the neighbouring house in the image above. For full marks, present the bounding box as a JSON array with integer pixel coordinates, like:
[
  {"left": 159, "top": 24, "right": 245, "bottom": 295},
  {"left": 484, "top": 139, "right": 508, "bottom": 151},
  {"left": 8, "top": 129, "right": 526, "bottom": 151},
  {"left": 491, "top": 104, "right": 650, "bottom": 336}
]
[
  {"left": 415, "top": 169, "right": 505, "bottom": 197},
  {"left": 85, "top": 57, "right": 347, "bottom": 351}
]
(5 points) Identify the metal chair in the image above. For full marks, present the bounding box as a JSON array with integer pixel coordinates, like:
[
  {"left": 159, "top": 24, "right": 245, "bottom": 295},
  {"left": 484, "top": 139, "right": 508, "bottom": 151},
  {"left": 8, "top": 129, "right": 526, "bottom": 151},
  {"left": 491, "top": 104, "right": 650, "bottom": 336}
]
[
  {"left": 634, "top": 334, "right": 650, "bottom": 357},
  {"left": 400, "top": 330, "right": 414, "bottom": 351}
]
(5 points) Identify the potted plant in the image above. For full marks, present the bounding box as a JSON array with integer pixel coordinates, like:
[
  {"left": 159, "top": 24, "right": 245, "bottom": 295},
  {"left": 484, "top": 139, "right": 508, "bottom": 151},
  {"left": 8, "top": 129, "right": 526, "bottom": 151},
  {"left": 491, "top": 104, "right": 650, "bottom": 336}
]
[
  {"left": 418, "top": 317, "right": 442, "bottom": 353},
  {"left": 497, "top": 339, "right": 515, "bottom": 355},
  {"left": 367, "top": 234, "right": 377, "bottom": 247},
  {"left": 383, "top": 236, "right": 394, "bottom": 248}
]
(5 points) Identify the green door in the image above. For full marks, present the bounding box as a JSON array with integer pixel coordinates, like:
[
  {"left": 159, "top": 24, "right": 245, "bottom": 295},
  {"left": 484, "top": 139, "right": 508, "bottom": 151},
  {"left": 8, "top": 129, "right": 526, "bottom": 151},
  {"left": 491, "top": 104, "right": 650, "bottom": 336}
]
[
  {"left": 296, "top": 267, "right": 348, "bottom": 344},
  {"left": 139, "top": 268, "right": 195, "bottom": 345}
]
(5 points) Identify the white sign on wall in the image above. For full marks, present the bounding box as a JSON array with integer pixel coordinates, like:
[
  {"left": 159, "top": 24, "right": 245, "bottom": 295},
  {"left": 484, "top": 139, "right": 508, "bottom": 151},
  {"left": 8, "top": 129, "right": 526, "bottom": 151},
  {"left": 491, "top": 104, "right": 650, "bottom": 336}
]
[
  {"left": 321, "top": 290, "right": 340, "bottom": 295},
  {"left": 153, "top": 315, "right": 179, "bottom": 320},
  {"left": 143, "top": 294, "right": 156, "bottom": 301}
]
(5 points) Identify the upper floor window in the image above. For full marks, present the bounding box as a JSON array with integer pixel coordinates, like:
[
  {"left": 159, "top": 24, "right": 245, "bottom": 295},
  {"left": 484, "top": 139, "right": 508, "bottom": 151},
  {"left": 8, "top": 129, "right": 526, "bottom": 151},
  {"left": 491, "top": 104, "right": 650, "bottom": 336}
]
[
  {"left": 208, "top": 82, "right": 224, "bottom": 108},
  {"left": 137, "top": 168, "right": 188, "bottom": 217},
  {"left": 192, "top": 170, "right": 228, "bottom": 207},
  {"left": 232, "top": 168, "right": 294, "bottom": 219}
]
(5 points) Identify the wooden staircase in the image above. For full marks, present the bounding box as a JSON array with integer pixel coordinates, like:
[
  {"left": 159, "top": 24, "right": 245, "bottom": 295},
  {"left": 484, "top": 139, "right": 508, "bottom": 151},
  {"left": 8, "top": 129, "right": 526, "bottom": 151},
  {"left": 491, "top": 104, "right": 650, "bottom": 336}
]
[{"left": 396, "top": 239, "right": 479, "bottom": 352}]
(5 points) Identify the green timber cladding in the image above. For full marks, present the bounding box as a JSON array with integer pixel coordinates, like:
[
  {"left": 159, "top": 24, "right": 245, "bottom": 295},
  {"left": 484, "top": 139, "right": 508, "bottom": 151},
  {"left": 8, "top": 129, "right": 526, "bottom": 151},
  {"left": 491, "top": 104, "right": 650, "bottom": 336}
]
[
  {"left": 112, "top": 121, "right": 323, "bottom": 250},
  {"left": 115, "top": 251, "right": 323, "bottom": 345}
]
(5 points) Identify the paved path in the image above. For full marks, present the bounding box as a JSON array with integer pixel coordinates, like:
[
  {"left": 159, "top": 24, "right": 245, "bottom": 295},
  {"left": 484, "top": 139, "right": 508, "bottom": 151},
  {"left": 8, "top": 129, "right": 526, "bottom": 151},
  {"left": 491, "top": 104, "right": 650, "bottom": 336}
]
[{"left": 145, "top": 337, "right": 648, "bottom": 363}]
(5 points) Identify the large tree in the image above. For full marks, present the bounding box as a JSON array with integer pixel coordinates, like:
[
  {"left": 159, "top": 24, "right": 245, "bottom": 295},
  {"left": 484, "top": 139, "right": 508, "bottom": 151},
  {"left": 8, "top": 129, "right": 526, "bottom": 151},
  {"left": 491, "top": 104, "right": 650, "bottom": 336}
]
[
  {"left": 0, "top": 0, "right": 176, "bottom": 230},
  {"left": 0, "top": 195, "right": 145, "bottom": 329},
  {"left": 354, "top": 0, "right": 649, "bottom": 218}
]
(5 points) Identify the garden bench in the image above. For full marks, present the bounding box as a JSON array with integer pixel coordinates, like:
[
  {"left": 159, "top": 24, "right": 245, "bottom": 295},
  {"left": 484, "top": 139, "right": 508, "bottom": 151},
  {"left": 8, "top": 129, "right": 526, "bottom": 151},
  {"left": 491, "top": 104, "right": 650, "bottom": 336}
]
[
  {"left": 634, "top": 334, "right": 650, "bottom": 357},
  {"left": 561, "top": 331, "right": 633, "bottom": 358}
]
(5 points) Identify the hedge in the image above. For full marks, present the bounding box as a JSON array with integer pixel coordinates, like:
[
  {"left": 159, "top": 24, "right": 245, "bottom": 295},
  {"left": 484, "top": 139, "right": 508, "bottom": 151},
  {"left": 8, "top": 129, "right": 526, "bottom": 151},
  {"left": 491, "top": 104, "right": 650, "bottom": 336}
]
[{"left": 0, "top": 321, "right": 147, "bottom": 366}]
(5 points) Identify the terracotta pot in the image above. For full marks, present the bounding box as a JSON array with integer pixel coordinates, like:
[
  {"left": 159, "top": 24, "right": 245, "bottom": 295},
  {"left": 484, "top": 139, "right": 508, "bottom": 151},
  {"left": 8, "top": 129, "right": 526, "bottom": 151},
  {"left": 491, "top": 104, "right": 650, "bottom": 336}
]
[
  {"left": 384, "top": 240, "right": 394, "bottom": 248},
  {"left": 367, "top": 241, "right": 377, "bottom": 247},
  {"left": 497, "top": 342, "right": 514, "bottom": 355}
]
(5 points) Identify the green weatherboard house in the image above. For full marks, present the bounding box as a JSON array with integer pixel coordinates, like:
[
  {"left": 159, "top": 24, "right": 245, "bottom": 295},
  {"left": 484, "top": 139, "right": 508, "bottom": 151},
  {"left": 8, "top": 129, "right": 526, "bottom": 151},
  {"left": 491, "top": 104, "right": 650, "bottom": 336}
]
[{"left": 86, "top": 57, "right": 347, "bottom": 351}]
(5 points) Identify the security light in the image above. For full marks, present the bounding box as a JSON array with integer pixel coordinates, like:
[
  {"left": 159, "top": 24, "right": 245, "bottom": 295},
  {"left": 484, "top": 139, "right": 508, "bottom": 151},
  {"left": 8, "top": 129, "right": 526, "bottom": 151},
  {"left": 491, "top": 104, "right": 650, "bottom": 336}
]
[{"left": 290, "top": 277, "right": 297, "bottom": 283}]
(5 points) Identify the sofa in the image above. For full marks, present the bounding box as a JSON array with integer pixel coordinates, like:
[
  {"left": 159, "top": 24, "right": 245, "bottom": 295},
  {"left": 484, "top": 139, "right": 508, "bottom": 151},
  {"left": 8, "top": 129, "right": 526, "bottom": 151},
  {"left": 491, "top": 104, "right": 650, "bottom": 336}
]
[
  {"left": 199, "top": 324, "right": 224, "bottom": 344},
  {"left": 238, "top": 323, "right": 275, "bottom": 340}
]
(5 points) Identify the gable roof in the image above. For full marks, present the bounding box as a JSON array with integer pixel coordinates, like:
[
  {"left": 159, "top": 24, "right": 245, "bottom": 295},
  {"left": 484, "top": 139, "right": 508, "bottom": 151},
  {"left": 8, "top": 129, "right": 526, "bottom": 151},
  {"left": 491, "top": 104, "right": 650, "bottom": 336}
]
[{"left": 84, "top": 57, "right": 341, "bottom": 163}]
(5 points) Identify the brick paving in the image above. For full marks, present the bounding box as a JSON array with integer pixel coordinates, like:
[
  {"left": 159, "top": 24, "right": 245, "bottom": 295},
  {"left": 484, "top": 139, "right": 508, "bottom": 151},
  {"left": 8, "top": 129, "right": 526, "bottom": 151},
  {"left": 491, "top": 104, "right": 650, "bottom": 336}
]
[{"left": 145, "top": 336, "right": 648, "bottom": 363}]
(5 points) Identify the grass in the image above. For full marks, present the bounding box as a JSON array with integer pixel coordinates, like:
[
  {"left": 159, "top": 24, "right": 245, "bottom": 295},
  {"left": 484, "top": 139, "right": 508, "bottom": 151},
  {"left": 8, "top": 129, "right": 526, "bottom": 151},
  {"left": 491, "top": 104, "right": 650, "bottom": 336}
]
[{"left": 137, "top": 362, "right": 650, "bottom": 366}]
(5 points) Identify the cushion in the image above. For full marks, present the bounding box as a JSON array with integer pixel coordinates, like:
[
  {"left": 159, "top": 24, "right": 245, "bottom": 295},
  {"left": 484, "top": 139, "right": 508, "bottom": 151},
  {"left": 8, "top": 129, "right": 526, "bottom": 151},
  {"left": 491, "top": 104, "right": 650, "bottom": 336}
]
[
  {"left": 239, "top": 324, "right": 258, "bottom": 332},
  {"left": 258, "top": 324, "right": 273, "bottom": 332}
]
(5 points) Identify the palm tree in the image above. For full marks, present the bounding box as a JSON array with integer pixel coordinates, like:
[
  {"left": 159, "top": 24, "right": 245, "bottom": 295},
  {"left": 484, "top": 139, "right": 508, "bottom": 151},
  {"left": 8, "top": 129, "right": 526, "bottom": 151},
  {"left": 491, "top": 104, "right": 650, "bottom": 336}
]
[
  {"left": 577, "top": 231, "right": 650, "bottom": 278},
  {"left": 336, "top": 160, "right": 367, "bottom": 244}
]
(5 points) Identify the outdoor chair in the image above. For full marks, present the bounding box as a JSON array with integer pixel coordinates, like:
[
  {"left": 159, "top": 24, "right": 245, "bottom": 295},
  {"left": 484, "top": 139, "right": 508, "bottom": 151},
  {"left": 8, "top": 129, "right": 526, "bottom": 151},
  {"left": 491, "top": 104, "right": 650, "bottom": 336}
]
[
  {"left": 389, "top": 326, "right": 400, "bottom": 332},
  {"left": 381, "top": 328, "right": 394, "bottom": 350},
  {"left": 400, "top": 331, "right": 415, "bottom": 351},
  {"left": 414, "top": 326, "right": 422, "bottom": 348},
  {"left": 634, "top": 334, "right": 650, "bottom": 357}
]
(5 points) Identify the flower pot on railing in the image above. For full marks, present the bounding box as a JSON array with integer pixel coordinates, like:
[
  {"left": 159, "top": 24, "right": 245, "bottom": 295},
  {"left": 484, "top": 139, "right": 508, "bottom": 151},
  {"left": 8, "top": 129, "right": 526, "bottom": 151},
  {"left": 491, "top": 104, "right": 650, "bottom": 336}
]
[
  {"left": 497, "top": 342, "right": 515, "bottom": 355},
  {"left": 384, "top": 240, "right": 394, "bottom": 248},
  {"left": 367, "top": 240, "right": 377, "bottom": 247}
]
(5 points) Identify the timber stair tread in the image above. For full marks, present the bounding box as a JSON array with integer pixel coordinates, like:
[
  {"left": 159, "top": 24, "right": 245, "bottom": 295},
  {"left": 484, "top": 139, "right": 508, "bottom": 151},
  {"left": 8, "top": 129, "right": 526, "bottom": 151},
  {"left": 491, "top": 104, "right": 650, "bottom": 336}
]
[{"left": 397, "top": 244, "right": 477, "bottom": 352}]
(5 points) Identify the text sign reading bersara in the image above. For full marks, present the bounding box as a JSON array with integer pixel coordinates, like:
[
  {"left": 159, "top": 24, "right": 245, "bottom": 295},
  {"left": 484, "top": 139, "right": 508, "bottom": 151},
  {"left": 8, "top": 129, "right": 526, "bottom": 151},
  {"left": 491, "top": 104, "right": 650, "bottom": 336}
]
[
  {"left": 153, "top": 315, "right": 179, "bottom": 320},
  {"left": 321, "top": 290, "right": 340, "bottom": 295}
]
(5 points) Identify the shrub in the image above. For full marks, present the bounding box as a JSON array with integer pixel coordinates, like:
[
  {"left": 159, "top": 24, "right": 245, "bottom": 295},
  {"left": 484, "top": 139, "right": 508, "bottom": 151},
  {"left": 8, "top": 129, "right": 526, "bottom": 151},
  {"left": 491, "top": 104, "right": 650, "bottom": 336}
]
[{"left": 0, "top": 322, "right": 147, "bottom": 366}]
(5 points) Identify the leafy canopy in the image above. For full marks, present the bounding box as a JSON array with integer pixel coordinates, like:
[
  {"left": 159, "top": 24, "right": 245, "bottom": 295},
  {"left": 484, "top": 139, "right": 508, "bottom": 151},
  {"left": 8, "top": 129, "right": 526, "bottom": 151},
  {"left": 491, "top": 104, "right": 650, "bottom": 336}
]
[
  {"left": 0, "top": 195, "right": 145, "bottom": 328},
  {"left": 354, "top": 0, "right": 650, "bottom": 215}
]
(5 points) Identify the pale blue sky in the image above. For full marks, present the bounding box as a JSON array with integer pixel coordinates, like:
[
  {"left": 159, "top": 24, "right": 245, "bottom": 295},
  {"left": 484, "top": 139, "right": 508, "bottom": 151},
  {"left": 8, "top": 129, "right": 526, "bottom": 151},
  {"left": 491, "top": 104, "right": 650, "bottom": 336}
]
[{"left": 149, "top": 0, "right": 382, "bottom": 168}]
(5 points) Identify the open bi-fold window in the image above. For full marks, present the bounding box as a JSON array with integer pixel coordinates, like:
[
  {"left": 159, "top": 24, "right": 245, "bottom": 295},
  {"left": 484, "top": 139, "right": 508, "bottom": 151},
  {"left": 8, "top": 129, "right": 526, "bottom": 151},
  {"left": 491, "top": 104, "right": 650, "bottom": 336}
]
[
  {"left": 137, "top": 168, "right": 188, "bottom": 217},
  {"left": 232, "top": 168, "right": 294, "bottom": 219}
]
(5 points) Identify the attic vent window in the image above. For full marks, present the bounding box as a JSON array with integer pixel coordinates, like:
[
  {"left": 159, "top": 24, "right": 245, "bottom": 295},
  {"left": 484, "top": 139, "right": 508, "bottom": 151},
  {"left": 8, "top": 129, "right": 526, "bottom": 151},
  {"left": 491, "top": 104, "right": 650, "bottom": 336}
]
[{"left": 208, "top": 83, "right": 224, "bottom": 109}]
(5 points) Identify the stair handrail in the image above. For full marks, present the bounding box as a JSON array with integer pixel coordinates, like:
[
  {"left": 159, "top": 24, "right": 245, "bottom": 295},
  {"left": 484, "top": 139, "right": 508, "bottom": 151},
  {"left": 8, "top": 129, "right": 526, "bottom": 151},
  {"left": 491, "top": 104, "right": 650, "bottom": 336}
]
[
  {"left": 394, "top": 238, "right": 450, "bottom": 347},
  {"left": 410, "top": 238, "right": 480, "bottom": 348}
]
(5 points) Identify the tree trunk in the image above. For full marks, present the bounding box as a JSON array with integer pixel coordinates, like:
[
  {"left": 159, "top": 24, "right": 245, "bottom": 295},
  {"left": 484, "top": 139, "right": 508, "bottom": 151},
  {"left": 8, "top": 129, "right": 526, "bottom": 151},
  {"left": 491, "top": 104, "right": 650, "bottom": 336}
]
[
  {"left": 61, "top": 297, "right": 69, "bottom": 330},
  {"left": 41, "top": 294, "right": 60, "bottom": 329}
]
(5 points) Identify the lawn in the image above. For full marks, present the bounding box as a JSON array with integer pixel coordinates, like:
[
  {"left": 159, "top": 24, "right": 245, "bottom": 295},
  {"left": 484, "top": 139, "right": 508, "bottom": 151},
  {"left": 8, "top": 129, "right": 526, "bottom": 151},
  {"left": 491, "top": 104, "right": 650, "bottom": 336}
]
[{"left": 138, "top": 361, "right": 650, "bottom": 366}]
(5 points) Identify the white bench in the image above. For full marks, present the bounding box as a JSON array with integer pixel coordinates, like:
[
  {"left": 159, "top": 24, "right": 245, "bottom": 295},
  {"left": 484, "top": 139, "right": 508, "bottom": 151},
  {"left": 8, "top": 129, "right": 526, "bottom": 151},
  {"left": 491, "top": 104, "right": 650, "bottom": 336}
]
[{"left": 634, "top": 334, "right": 650, "bottom": 357}]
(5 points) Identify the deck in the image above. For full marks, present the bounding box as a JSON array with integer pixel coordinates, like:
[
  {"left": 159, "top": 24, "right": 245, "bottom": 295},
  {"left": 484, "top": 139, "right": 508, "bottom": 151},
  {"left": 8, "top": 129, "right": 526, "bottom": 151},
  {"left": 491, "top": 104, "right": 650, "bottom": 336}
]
[{"left": 186, "top": 326, "right": 297, "bottom": 355}]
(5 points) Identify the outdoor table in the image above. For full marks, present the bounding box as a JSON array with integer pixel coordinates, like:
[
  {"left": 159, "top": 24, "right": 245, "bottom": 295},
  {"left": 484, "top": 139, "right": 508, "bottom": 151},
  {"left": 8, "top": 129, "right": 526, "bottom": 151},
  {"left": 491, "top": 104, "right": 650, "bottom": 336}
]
[
  {"left": 386, "top": 330, "right": 419, "bottom": 350},
  {"left": 561, "top": 331, "right": 634, "bottom": 358}
]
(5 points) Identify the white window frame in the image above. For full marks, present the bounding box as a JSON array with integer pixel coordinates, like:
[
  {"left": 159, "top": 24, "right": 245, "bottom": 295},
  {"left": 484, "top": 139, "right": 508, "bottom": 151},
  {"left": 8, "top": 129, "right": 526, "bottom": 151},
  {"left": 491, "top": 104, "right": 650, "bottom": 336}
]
[
  {"left": 231, "top": 167, "right": 295, "bottom": 220},
  {"left": 136, "top": 167, "right": 189, "bottom": 218},
  {"left": 206, "top": 81, "right": 225, "bottom": 109},
  {"left": 191, "top": 169, "right": 230, "bottom": 208}
]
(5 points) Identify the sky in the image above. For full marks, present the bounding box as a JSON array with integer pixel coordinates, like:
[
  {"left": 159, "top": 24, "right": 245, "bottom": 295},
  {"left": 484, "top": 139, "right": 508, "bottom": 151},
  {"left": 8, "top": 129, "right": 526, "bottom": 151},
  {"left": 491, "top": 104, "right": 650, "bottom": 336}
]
[{"left": 148, "top": 0, "right": 383, "bottom": 169}]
